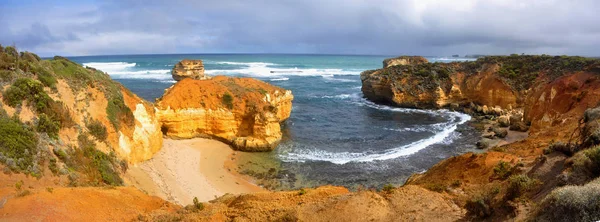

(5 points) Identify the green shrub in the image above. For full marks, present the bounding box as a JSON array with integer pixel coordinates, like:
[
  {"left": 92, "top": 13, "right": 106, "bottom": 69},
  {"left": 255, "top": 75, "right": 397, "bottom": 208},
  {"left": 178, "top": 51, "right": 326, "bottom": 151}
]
[
  {"left": 466, "top": 190, "right": 496, "bottom": 218},
  {"left": 0, "top": 70, "right": 14, "bottom": 82},
  {"left": 2, "top": 85, "right": 26, "bottom": 106},
  {"left": 534, "top": 178, "right": 600, "bottom": 221},
  {"left": 493, "top": 161, "right": 513, "bottom": 179},
  {"left": 87, "top": 119, "right": 108, "bottom": 141},
  {"left": 506, "top": 174, "right": 539, "bottom": 200},
  {"left": 34, "top": 66, "right": 57, "bottom": 89},
  {"left": 20, "top": 51, "right": 40, "bottom": 63},
  {"left": 0, "top": 116, "right": 38, "bottom": 172},
  {"left": 4, "top": 46, "right": 18, "bottom": 57},
  {"left": 50, "top": 57, "right": 91, "bottom": 81},
  {"left": 48, "top": 158, "right": 59, "bottom": 175},
  {"left": 382, "top": 184, "right": 395, "bottom": 193},
  {"left": 106, "top": 97, "right": 134, "bottom": 130},
  {"left": 222, "top": 92, "right": 234, "bottom": 109},
  {"left": 36, "top": 113, "right": 60, "bottom": 139},
  {"left": 298, "top": 188, "right": 307, "bottom": 196},
  {"left": 66, "top": 134, "right": 124, "bottom": 186},
  {"left": 53, "top": 147, "right": 68, "bottom": 162},
  {"left": 193, "top": 197, "right": 204, "bottom": 210}
]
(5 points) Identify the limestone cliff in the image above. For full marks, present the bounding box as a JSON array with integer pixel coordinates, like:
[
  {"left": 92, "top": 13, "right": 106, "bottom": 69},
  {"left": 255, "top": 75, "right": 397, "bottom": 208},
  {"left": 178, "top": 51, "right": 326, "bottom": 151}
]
[
  {"left": 156, "top": 76, "right": 293, "bottom": 151},
  {"left": 382, "top": 56, "right": 428, "bottom": 68},
  {"left": 171, "top": 59, "right": 206, "bottom": 81},
  {"left": 363, "top": 55, "right": 600, "bottom": 220},
  {"left": 0, "top": 48, "right": 162, "bottom": 186},
  {"left": 361, "top": 55, "right": 600, "bottom": 131}
]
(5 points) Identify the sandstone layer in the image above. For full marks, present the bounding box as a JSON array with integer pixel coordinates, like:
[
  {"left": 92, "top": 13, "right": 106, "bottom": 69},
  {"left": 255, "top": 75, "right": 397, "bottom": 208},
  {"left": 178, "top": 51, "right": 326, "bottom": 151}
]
[
  {"left": 156, "top": 76, "right": 293, "bottom": 151},
  {"left": 363, "top": 55, "right": 600, "bottom": 220},
  {"left": 382, "top": 55, "right": 428, "bottom": 68},
  {"left": 362, "top": 55, "right": 600, "bottom": 132},
  {"left": 171, "top": 59, "right": 205, "bottom": 81}
]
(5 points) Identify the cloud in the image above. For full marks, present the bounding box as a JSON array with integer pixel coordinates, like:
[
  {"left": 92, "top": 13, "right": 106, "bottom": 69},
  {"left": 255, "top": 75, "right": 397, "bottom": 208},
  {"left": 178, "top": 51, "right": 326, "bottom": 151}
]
[{"left": 0, "top": 0, "right": 598, "bottom": 56}]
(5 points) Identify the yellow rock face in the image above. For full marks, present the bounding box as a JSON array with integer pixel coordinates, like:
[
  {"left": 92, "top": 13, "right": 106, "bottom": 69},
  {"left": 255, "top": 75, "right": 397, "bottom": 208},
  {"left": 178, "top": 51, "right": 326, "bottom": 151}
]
[
  {"left": 171, "top": 59, "right": 206, "bottom": 81},
  {"left": 156, "top": 76, "right": 293, "bottom": 151},
  {"left": 117, "top": 91, "right": 164, "bottom": 163}
]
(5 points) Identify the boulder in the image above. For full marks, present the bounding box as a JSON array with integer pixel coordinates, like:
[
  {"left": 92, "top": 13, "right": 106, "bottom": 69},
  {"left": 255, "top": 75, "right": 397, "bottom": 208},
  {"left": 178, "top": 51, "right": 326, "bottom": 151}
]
[
  {"left": 498, "top": 115, "right": 510, "bottom": 127},
  {"left": 509, "top": 121, "right": 529, "bottom": 132},
  {"left": 476, "top": 138, "right": 491, "bottom": 149},
  {"left": 492, "top": 127, "right": 508, "bottom": 138},
  {"left": 172, "top": 59, "right": 206, "bottom": 81}
]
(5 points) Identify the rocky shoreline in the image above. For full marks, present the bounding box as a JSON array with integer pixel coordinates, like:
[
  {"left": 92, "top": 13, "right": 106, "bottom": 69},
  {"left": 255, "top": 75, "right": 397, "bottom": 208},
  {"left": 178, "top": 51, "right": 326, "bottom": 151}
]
[{"left": 3, "top": 47, "right": 600, "bottom": 221}]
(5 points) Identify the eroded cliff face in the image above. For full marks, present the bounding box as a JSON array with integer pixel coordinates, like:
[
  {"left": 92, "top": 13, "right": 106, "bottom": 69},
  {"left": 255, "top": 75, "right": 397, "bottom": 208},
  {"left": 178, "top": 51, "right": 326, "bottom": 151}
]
[
  {"left": 48, "top": 73, "right": 163, "bottom": 165},
  {"left": 361, "top": 55, "right": 600, "bottom": 132},
  {"left": 156, "top": 76, "right": 293, "bottom": 151},
  {"left": 363, "top": 55, "right": 600, "bottom": 220}
]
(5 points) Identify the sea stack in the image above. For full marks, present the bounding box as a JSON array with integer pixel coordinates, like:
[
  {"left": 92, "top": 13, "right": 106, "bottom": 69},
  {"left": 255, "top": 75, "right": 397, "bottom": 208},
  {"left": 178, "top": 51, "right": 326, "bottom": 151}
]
[
  {"left": 156, "top": 76, "right": 293, "bottom": 151},
  {"left": 172, "top": 59, "right": 206, "bottom": 81},
  {"left": 382, "top": 56, "right": 428, "bottom": 68}
]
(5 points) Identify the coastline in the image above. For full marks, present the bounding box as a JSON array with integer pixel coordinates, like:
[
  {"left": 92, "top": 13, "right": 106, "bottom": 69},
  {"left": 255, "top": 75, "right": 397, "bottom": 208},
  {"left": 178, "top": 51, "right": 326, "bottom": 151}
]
[{"left": 124, "top": 138, "right": 264, "bottom": 205}]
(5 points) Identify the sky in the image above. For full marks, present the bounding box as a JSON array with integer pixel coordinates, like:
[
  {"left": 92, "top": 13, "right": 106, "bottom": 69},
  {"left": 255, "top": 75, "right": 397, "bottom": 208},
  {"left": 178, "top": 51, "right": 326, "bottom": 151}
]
[{"left": 0, "top": 0, "right": 599, "bottom": 57}]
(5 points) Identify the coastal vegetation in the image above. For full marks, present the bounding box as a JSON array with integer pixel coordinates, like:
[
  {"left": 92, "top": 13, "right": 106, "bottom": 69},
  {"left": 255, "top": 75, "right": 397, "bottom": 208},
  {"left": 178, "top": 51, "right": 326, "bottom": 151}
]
[{"left": 0, "top": 45, "right": 130, "bottom": 186}]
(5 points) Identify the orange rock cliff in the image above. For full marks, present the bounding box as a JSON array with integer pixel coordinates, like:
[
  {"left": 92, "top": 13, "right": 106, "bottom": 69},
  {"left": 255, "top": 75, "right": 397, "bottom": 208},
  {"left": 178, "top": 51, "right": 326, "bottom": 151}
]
[
  {"left": 4, "top": 47, "right": 600, "bottom": 221},
  {"left": 156, "top": 75, "right": 293, "bottom": 151}
]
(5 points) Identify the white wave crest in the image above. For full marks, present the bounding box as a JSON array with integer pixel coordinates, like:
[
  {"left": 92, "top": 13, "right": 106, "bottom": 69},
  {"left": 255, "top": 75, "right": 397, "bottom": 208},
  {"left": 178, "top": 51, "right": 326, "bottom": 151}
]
[
  {"left": 280, "top": 104, "right": 471, "bottom": 164},
  {"left": 319, "top": 93, "right": 362, "bottom": 100},
  {"left": 83, "top": 62, "right": 171, "bottom": 80},
  {"left": 270, "top": 77, "right": 289, "bottom": 81},
  {"left": 205, "top": 61, "right": 360, "bottom": 77},
  {"left": 83, "top": 62, "right": 136, "bottom": 72}
]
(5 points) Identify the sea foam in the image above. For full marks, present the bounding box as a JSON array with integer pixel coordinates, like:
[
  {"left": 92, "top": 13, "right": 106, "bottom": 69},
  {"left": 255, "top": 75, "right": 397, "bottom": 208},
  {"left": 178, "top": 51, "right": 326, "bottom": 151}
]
[
  {"left": 280, "top": 99, "right": 471, "bottom": 164},
  {"left": 83, "top": 62, "right": 172, "bottom": 80}
]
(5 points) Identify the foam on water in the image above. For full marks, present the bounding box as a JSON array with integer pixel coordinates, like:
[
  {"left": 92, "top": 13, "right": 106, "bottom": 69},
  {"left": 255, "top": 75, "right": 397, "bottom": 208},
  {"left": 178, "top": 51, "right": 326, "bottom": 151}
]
[
  {"left": 83, "top": 62, "right": 136, "bottom": 71},
  {"left": 83, "top": 62, "right": 171, "bottom": 80},
  {"left": 280, "top": 101, "right": 471, "bottom": 164},
  {"left": 205, "top": 61, "right": 360, "bottom": 77}
]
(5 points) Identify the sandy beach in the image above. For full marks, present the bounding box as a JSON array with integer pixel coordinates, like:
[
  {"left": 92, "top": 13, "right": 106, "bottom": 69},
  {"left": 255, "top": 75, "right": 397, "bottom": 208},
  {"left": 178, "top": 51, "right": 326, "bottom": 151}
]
[{"left": 125, "top": 138, "right": 264, "bottom": 205}]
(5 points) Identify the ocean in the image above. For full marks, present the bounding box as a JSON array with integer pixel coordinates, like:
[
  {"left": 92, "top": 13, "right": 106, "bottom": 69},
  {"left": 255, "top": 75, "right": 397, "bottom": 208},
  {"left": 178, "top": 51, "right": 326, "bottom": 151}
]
[{"left": 69, "top": 54, "right": 480, "bottom": 189}]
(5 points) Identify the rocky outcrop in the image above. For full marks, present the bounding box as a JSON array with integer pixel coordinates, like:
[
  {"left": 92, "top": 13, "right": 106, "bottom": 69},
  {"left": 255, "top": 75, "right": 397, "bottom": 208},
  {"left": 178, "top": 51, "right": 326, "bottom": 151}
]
[
  {"left": 171, "top": 59, "right": 206, "bottom": 81},
  {"left": 362, "top": 55, "right": 600, "bottom": 132},
  {"left": 156, "top": 76, "right": 293, "bottom": 151},
  {"left": 382, "top": 56, "right": 428, "bottom": 68}
]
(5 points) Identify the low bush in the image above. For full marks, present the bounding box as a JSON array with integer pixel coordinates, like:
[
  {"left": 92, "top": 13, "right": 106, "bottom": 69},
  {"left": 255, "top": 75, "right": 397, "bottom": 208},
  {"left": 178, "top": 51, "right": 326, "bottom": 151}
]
[
  {"left": 493, "top": 161, "right": 514, "bottom": 179},
  {"left": 0, "top": 70, "right": 14, "bottom": 82},
  {"left": 534, "top": 178, "right": 600, "bottom": 221},
  {"left": 382, "top": 184, "right": 395, "bottom": 193},
  {"left": 0, "top": 116, "right": 38, "bottom": 172},
  {"left": 222, "top": 92, "right": 234, "bottom": 109},
  {"left": 193, "top": 197, "right": 204, "bottom": 211},
  {"left": 34, "top": 66, "right": 57, "bottom": 89},
  {"left": 106, "top": 97, "right": 134, "bottom": 130},
  {"left": 298, "top": 188, "right": 307, "bottom": 196},
  {"left": 36, "top": 113, "right": 60, "bottom": 139},
  {"left": 87, "top": 119, "right": 108, "bottom": 141},
  {"left": 66, "top": 134, "right": 124, "bottom": 186},
  {"left": 506, "top": 174, "right": 539, "bottom": 200}
]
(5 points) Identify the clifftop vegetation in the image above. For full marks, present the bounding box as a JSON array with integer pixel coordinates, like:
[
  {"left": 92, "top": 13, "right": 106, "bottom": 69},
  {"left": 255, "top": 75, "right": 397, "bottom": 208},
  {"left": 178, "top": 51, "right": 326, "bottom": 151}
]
[{"left": 0, "top": 45, "right": 130, "bottom": 186}]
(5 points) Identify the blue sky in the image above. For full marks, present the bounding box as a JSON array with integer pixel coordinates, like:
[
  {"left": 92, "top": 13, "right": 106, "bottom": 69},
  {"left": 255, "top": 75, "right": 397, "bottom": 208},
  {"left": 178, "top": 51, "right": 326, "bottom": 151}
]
[{"left": 1, "top": 0, "right": 599, "bottom": 56}]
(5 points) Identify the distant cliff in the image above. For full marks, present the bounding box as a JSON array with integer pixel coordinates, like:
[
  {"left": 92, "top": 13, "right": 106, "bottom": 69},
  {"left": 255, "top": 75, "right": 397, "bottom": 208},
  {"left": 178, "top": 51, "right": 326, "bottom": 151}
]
[{"left": 361, "top": 55, "right": 600, "bottom": 132}]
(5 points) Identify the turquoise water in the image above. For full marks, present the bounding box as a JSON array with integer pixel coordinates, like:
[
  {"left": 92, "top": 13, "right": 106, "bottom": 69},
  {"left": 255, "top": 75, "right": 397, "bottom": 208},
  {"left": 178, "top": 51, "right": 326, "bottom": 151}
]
[{"left": 69, "top": 54, "right": 479, "bottom": 188}]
